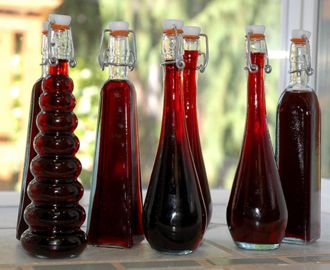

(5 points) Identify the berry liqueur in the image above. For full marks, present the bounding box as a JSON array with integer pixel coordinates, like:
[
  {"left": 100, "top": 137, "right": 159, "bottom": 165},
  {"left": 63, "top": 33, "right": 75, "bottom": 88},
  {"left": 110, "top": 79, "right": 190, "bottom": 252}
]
[{"left": 20, "top": 14, "right": 87, "bottom": 258}]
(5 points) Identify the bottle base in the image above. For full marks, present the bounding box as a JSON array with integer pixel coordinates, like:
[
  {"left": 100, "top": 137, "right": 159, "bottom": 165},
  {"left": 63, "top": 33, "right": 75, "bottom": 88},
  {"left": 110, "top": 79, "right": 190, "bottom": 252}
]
[
  {"left": 21, "top": 230, "right": 87, "bottom": 259},
  {"left": 92, "top": 244, "right": 126, "bottom": 249},
  {"left": 282, "top": 236, "right": 318, "bottom": 245},
  {"left": 235, "top": 241, "right": 280, "bottom": 250},
  {"left": 158, "top": 249, "right": 193, "bottom": 256}
]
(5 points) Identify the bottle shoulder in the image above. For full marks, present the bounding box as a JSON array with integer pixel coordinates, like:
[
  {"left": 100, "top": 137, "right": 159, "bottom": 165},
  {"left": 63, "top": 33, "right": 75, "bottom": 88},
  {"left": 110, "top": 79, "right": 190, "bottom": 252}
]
[
  {"left": 102, "top": 79, "right": 135, "bottom": 91},
  {"left": 277, "top": 88, "right": 320, "bottom": 112}
]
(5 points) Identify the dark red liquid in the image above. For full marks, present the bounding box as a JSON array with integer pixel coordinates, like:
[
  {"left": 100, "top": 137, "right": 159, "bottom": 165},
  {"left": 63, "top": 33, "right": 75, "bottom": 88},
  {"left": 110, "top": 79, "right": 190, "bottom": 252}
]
[
  {"left": 276, "top": 90, "right": 320, "bottom": 243},
  {"left": 143, "top": 64, "right": 206, "bottom": 254},
  {"left": 16, "top": 78, "right": 43, "bottom": 240},
  {"left": 183, "top": 50, "right": 212, "bottom": 226},
  {"left": 21, "top": 60, "right": 87, "bottom": 258},
  {"left": 87, "top": 80, "right": 144, "bottom": 247},
  {"left": 226, "top": 53, "right": 287, "bottom": 248}
]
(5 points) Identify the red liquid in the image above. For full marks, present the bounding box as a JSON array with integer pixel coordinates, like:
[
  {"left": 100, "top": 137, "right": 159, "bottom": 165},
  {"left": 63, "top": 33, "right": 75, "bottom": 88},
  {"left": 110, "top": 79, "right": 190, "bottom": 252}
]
[
  {"left": 21, "top": 60, "right": 87, "bottom": 258},
  {"left": 16, "top": 78, "right": 42, "bottom": 240},
  {"left": 87, "top": 80, "right": 144, "bottom": 247},
  {"left": 143, "top": 64, "right": 206, "bottom": 254},
  {"left": 183, "top": 50, "right": 212, "bottom": 226},
  {"left": 226, "top": 53, "right": 287, "bottom": 248},
  {"left": 276, "top": 90, "right": 321, "bottom": 243}
]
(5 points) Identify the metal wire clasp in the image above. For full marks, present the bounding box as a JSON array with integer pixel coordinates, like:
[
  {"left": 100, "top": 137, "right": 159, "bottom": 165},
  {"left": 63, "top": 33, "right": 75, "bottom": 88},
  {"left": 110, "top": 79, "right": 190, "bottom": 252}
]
[
  {"left": 197, "top": 33, "right": 209, "bottom": 73},
  {"left": 161, "top": 25, "right": 185, "bottom": 69},
  {"left": 98, "top": 29, "right": 137, "bottom": 71},
  {"left": 303, "top": 34, "right": 314, "bottom": 76},
  {"left": 47, "top": 20, "right": 76, "bottom": 68},
  {"left": 245, "top": 32, "right": 272, "bottom": 74}
]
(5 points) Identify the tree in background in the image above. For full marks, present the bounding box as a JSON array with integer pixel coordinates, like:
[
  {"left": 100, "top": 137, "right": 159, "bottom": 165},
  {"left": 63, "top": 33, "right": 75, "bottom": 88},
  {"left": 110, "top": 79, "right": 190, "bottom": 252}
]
[{"left": 55, "top": 0, "right": 281, "bottom": 189}]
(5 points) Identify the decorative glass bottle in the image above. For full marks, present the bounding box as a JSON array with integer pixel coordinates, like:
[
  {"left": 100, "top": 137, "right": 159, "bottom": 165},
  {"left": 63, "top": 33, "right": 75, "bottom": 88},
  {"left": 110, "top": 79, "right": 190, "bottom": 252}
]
[
  {"left": 16, "top": 21, "right": 49, "bottom": 240},
  {"left": 276, "top": 30, "right": 321, "bottom": 244},
  {"left": 226, "top": 25, "right": 287, "bottom": 250},
  {"left": 87, "top": 21, "right": 144, "bottom": 248},
  {"left": 143, "top": 19, "right": 207, "bottom": 255},
  {"left": 182, "top": 26, "right": 212, "bottom": 226},
  {"left": 21, "top": 14, "right": 87, "bottom": 258}
]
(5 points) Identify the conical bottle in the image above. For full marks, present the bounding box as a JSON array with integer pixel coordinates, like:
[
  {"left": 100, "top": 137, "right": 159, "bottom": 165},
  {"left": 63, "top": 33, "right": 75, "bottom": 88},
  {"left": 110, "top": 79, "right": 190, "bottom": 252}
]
[
  {"left": 87, "top": 21, "right": 144, "bottom": 248},
  {"left": 182, "top": 26, "right": 212, "bottom": 226},
  {"left": 143, "top": 19, "right": 207, "bottom": 255},
  {"left": 276, "top": 30, "right": 321, "bottom": 244},
  {"left": 21, "top": 14, "right": 87, "bottom": 258},
  {"left": 226, "top": 25, "right": 287, "bottom": 250},
  {"left": 16, "top": 21, "right": 49, "bottom": 240}
]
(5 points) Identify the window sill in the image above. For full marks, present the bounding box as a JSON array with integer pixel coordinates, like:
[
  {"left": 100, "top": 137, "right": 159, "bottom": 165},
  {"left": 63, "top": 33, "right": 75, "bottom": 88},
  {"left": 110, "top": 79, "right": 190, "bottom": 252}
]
[{"left": 0, "top": 180, "right": 330, "bottom": 269}]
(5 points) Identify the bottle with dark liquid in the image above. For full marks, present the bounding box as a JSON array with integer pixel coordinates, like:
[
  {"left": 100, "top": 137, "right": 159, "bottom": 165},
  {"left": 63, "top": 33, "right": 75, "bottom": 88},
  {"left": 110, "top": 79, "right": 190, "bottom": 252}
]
[
  {"left": 21, "top": 14, "right": 87, "bottom": 258},
  {"left": 182, "top": 26, "right": 212, "bottom": 227},
  {"left": 276, "top": 30, "right": 321, "bottom": 244},
  {"left": 87, "top": 21, "right": 144, "bottom": 248},
  {"left": 226, "top": 25, "right": 287, "bottom": 250},
  {"left": 143, "top": 19, "right": 207, "bottom": 255},
  {"left": 16, "top": 21, "right": 49, "bottom": 240}
]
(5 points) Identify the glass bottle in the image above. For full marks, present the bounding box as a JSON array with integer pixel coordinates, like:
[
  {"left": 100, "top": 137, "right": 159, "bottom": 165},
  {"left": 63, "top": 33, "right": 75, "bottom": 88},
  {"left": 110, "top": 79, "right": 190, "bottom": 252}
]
[
  {"left": 87, "top": 21, "right": 144, "bottom": 248},
  {"left": 182, "top": 26, "right": 212, "bottom": 226},
  {"left": 143, "top": 19, "right": 207, "bottom": 255},
  {"left": 16, "top": 21, "right": 49, "bottom": 240},
  {"left": 226, "top": 25, "right": 287, "bottom": 250},
  {"left": 275, "top": 30, "right": 321, "bottom": 244},
  {"left": 21, "top": 14, "right": 87, "bottom": 258}
]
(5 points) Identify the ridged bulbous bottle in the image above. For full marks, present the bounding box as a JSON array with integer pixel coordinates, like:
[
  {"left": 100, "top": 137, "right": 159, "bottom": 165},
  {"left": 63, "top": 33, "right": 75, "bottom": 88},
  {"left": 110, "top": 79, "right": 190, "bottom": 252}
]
[{"left": 21, "top": 14, "right": 87, "bottom": 258}]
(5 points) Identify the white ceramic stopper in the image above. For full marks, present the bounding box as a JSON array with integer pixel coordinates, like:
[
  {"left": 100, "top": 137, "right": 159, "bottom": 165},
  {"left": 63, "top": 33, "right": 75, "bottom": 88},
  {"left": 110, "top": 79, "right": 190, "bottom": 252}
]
[
  {"left": 292, "top": 29, "right": 311, "bottom": 39},
  {"left": 163, "top": 19, "right": 184, "bottom": 30},
  {"left": 48, "top": 14, "right": 71, "bottom": 26},
  {"left": 109, "top": 21, "right": 129, "bottom": 31},
  {"left": 183, "top": 26, "right": 201, "bottom": 36},
  {"left": 42, "top": 21, "right": 49, "bottom": 32},
  {"left": 245, "top": 25, "right": 265, "bottom": 35}
]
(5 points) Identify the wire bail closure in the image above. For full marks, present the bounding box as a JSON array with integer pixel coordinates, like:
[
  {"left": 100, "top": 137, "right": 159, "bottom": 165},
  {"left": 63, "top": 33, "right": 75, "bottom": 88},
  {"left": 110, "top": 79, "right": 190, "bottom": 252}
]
[
  {"left": 303, "top": 34, "right": 314, "bottom": 76},
  {"left": 47, "top": 20, "right": 76, "bottom": 68},
  {"left": 98, "top": 29, "right": 137, "bottom": 71},
  {"left": 245, "top": 32, "right": 272, "bottom": 74},
  {"left": 197, "top": 33, "right": 209, "bottom": 73},
  {"left": 161, "top": 25, "right": 185, "bottom": 69}
]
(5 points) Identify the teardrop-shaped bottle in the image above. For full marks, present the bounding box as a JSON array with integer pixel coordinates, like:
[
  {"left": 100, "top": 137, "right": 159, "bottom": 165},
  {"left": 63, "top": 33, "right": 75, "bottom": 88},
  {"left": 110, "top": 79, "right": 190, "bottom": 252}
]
[
  {"left": 87, "top": 21, "right": 144, "bottom": 248},
  {"left": 276, "top": 30, "right": 321, "bottom": 244},
  {"left": 16, "top": 21, "right": 49, "bottom": 240},
  {"left": 143, "top": 19, "right": 207, "bottom": 255},
  {"left": 226, "top": 25, "right": 287, "bottom": 250},
  {"left": 182, "top": 26, "right": 212, "bottom": 226},
  {"left": 21, "top": 14, "right": 87, "bottom": 258}
]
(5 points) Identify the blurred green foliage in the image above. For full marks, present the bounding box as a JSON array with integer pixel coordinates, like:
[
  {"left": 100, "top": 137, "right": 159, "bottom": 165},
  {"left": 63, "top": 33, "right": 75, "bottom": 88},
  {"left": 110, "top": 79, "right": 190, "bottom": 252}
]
[{"left": 56, "top": 0, "right": 281, "bottom": 189}]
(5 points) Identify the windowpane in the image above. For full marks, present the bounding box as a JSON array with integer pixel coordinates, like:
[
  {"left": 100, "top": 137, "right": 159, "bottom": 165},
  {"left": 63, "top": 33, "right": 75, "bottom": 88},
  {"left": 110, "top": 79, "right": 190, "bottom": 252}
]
[{"left": 0, "top": 0, "right": 282, "bottom": 191}]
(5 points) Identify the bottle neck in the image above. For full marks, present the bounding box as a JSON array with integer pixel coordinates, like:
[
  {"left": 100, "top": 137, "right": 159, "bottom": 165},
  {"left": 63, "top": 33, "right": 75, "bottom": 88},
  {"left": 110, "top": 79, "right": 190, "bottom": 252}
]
[
  {"left": 183, "top": 38, "right": 199, "bottom": 69},
  {"left": 48, "top": 59, "right": 69, "bottom": 76},
  {"left": 184, "top": 38, "right": 199, "bottom": 51},
  {"left": 162, "top": 64, "right": 185, "bottom": 140},
  {"left": 289, "top": 42, "right": 310, "bottom": 89},
  {"left": 49, "top": 28, "right": 74, "bottom": 62},
  {"left": 41, "top": 33, "right": 48, "bottom": 78},
  {"left": 247, "top": 52, "right": 268, "bottom": 135},
  {"left": 108, "top": 35, "right": 129, "bottom": 80},
  {"left": 161, "top": 32, "right": 184, "bottom": 64},
  {"left": 183, "top": 50, "right": 198, "bottom": 115}
]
